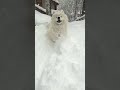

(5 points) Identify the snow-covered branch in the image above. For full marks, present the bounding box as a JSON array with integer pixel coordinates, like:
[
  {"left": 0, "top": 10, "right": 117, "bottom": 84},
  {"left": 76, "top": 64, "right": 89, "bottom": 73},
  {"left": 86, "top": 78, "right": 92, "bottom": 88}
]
[
  {"left": 35, "top": 4, "right": 46, "bottom": 12},
  {"left": 76, "top": 14, "right": 85, "bottom": 21}
]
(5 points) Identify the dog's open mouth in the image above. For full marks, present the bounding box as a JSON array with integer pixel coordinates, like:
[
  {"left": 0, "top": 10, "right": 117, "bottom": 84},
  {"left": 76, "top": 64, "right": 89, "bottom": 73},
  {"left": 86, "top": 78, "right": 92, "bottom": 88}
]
[{"left": 57, "top": 20, "right": 62, "bottom": 23}]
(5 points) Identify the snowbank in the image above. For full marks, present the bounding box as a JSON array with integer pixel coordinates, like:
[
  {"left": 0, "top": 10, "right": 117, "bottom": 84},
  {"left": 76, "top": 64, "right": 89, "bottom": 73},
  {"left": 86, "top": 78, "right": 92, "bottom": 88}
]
[
  {"left": 35, "top": 11, "right": 85, "bottom": 90},
  {"left": 35, "top": 10, "right": 51, "bottom": 26}
]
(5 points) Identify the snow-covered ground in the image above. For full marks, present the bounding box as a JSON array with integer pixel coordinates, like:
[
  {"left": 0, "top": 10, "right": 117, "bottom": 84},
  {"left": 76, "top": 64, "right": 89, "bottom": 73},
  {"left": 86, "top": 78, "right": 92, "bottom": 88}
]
[
  {"left": 35, "top": 10, "right": 51, "bottom": 26},
  {"left": 35, "top": 10, "right": 85, "bottom": 90}
]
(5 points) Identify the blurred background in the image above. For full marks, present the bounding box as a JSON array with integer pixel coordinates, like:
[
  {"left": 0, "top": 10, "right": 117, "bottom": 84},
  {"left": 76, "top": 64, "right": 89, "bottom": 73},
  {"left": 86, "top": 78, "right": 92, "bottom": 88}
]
[{"left": 35, "top": 0, "right": 85, "bottom": 22}]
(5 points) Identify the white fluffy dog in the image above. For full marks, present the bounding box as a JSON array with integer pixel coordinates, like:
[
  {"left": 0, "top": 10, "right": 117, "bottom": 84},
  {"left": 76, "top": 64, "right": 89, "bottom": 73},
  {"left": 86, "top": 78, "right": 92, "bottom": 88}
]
[{"left": 46, "top": 10, "right": 68, "bottom": 43}]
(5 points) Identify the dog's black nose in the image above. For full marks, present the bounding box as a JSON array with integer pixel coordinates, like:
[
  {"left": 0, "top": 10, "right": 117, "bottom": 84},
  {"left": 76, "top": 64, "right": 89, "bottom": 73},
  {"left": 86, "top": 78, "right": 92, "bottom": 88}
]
[{"left": 58, "top": 17, "right": 60, "bottom": 19}]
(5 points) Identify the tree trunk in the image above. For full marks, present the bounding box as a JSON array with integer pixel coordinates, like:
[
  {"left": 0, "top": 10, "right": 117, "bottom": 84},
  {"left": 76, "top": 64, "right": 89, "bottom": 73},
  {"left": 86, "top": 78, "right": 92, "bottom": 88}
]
[
  {"left": 45, "top": 0, "right": 51, "bottom": 15},
  {"left": 74, "top": 0, "right": 78, "bottom": 20},
  {"left": 80, "top": 0, "right": 84, "bottom": 16}
]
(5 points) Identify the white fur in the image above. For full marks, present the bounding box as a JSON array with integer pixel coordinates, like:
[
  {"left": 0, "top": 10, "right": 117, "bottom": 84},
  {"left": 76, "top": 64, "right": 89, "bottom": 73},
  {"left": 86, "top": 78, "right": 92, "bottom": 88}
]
[{"left": 46, "top": 10, "right": 68, "bottom": 43}]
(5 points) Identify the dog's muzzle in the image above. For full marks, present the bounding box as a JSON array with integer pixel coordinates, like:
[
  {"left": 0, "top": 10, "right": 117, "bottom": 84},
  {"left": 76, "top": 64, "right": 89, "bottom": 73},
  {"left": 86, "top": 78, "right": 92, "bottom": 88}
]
[
  {"left": 57, "top": 17, "right": 62, "bottom": 23},
  {"left": 57, "top": 20, "right": 61, "bottom": 23}
]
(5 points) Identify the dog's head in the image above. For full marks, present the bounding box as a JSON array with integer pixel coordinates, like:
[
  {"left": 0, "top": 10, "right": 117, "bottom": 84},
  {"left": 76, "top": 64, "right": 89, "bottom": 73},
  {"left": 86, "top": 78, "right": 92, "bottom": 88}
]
[{"left": 52, "top": 10, "right": 68, "bottom": 25}]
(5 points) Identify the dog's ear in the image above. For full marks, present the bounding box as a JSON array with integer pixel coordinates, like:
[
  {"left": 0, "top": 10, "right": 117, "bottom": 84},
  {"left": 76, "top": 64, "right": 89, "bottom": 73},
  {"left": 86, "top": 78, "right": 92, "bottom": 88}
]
[
  {"left": 52, "top": 10, "right": 56, "bottom": 14},
  {"left": 60, "top": 10, "right": 64, "bottom": 13}
]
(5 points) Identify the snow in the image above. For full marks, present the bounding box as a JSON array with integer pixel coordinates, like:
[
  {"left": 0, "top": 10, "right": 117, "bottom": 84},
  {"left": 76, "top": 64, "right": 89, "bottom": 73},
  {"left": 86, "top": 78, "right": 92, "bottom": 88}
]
[
  {"left": 35, "top": 4, "right": 58, "bottom": 15},
  {"left": 76, "top": 15, "right": 85, "bottom": 21},
  {"left": 35, "top": 10, "right": 51, "bottom": 26},
  {"left": 35, "top": 11, "right": 85, "bottom": 90},
  {"left": 35, "top": 4, "right": 46, "bottom": 12},
  {"left": 52, "top": 0, "right": 59, "bottom": 4},
  {"left": 35, "top": 4, "right": 58, "bottom": 18}
]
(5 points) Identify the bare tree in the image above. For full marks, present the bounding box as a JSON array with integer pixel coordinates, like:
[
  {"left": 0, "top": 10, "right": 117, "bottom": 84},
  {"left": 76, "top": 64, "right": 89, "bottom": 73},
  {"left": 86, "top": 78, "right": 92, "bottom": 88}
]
[
  {"left": 74, "top": 0, "right": 78, "bottom": 20},
  {"left": 58, "top": 0, "right": 85, "bottom": 22},
  {"left": 80, "top": 0, "right": 84, "bottom": 15},
  {"left": 45, "top": 0, "right": 51, "bottom": 15}
]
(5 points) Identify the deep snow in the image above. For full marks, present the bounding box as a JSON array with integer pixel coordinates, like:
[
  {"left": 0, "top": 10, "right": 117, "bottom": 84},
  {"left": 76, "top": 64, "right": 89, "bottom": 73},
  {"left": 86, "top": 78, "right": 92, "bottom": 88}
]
[
  {"left": 35, "top": 10, "right": 85, "bottom": 90},
  {"left": 35, "top": 10, "right": 51, "bottom": 26}
]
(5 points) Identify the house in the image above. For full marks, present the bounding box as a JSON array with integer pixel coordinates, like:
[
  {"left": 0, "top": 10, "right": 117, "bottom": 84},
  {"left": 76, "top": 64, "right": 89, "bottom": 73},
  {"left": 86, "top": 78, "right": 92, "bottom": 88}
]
[{"left": 35, "top": 0, "right": 59, "bottom": 14}]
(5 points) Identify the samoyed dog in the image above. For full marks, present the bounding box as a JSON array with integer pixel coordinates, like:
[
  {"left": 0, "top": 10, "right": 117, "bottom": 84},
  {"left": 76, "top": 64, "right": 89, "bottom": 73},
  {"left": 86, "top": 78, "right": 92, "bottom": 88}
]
[{"left": 46, "top": 10, "right": 68, "bottom": 43}]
